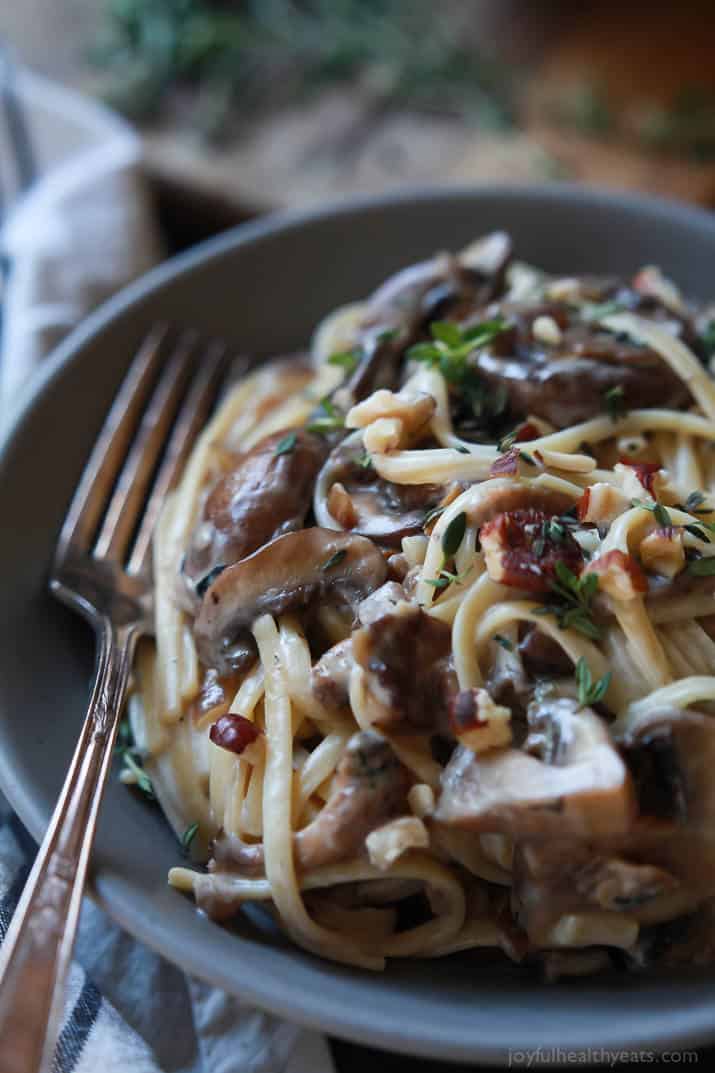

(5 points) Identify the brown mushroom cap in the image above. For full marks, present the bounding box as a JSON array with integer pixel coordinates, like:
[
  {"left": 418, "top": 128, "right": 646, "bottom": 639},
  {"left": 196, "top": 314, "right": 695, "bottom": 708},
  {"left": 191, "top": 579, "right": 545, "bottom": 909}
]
[
  {"left": 182, "top": 428, "right": 327, "bottom": 602},
  {"left": 435, "top": 699, "right": 635, "bottom": 841},
  {"left": 352, "top": 599, "right": 457, "bottom": 733},
  {"left": 473, "top": 294, "right": 690, "bottom": 429},
  {"left": 337, "top": 234, "right": 512, "bottom": 407},
  {"left": 315, "top": 437, "right": 443, "bottom": 546},
  {"left": 195, "top": 527, "right": 387, "bottom": 673}
]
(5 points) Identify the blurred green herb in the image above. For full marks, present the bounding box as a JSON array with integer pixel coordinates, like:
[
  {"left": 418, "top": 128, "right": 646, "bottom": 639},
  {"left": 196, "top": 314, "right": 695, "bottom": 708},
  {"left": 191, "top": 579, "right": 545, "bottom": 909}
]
[
  {"left": 535, "top": 562, "right": 602, "bottom": 641},
  {"left": 575, "top": 657, "right": 611, "bottom": 708},
  {"left": 307, "top": 396, "right": 345, "bottom": 435},
  {"left": 93, "top": 0, "right": 516, "bottom": 141},
  {"left": 115, "top": 720, "right": 155, "bottom": 800}
]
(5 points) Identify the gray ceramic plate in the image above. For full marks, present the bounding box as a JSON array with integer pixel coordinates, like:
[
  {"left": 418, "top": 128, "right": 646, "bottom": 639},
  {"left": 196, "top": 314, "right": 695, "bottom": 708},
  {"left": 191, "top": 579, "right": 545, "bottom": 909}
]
[{"left": 2, "top": 186, "right": 715, "bottom": 1064}]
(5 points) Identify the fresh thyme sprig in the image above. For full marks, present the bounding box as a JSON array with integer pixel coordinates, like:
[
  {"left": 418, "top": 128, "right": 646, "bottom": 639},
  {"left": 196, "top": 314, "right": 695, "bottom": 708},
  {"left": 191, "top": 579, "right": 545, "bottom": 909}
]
[
  {"left": 408, "top": 318, "right": 506, "bottom": 382},
  {"left": 536, "top": 561, "right": 602, "bottom": 640},
  {"left": 575, "top": 656, "right": 612, "bottom": 708},
  {"left": 180, "top": 821, "right": 199, "bottom": 854},
  {"left": 307, "top": 396, "right": 345, "bottom": 435},
  {"left": 115, "top": 720, "right": 155, "bottom": 800},
  {"left": 328, "top": 349, "right": 360, "bottom": 373},
  {"left": 631, "top": 499, "right": 672, "bottom": 528},
  {"left": 603, "top": 384, "right": 627, "bottom": 422}
]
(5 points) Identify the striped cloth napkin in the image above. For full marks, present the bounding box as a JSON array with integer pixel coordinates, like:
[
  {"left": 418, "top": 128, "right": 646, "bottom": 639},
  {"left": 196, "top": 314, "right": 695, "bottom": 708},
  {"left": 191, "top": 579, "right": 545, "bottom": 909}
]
[{"left": 0, "top": 66, "right": 335, "bottom": 1073}]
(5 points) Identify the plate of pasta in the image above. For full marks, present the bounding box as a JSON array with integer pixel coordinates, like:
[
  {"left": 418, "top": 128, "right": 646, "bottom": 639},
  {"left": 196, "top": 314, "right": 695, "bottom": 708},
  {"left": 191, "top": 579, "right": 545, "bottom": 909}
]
[{"left": 2, "top": 186, "right": 715, "bottom": 1060}]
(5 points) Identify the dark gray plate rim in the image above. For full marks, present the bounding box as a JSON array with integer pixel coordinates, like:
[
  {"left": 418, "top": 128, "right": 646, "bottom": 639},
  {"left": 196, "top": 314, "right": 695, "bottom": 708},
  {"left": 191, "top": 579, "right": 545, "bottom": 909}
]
[{"left": 2, "top": 184, "right": 715, "bottom": 1063}]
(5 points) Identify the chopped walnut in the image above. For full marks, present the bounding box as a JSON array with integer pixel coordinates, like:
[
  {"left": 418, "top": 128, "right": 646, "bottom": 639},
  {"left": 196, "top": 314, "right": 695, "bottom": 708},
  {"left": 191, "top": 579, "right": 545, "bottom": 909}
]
[
  {"left": 614, "top": 462, "right": 666, "bottom": 501},
  {"left": 577, "top": 483, "right": 630, "bottom": 525},
  {"left": 640, "top": 527, "right": 686, "bottom": 578},
  {"left": 327, "top": 481, "right": 359, "bottom": 528},
  {"left": 449, "top": 688, "right": 512, "bottom": 754},
  {"left": 587, "top": 550, "right": 648, "bottom": 600},
  {"left": 532, "top": 315, "right": 563, "bottom": 346},
  {"left": 366, "top": 816, "right": 430, "bottom": 870},
  {"left": 633, "top": 266, "right": 685, "bottom": 314},
  {"left": 363, "top": 417, "right": 403, "bottom": 454},
  {"left": 408, "top": 783, "right": 435, "bottom": 819}
]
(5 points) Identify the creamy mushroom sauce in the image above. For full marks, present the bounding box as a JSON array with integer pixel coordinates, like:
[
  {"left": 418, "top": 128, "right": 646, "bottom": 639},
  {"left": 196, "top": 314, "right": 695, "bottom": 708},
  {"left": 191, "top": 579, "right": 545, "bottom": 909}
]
[{"left": 130, "top": 234, "right": 715, "bottom": 977}]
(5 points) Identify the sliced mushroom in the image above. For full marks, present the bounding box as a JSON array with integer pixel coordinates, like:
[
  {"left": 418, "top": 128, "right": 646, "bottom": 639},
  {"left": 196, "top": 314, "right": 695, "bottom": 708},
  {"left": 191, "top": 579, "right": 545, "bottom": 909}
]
[
  {"left": 519, "top": 625, "right": 574, "bottom": 677},
  {"left": 352, "top": 600, "right": 458, "bottom": 733},
  {"left": 195, "top": 527, "right": 387, "bottom": 674},
  {"left": 211, "top": 731, "right": 409, "bottom": 876},
  {"left": 315, "top": 437, "right": 443, "bottom": 546},
  {"left": 183, "top": 428, "right": 327, "bottom": 601},
  {"left": 623, "top": 900, "right": 715, "bottom": 970},
  {"left": 512, "top": 839, "right": 680, "bottom": 946},
  {"left": 435, "top": 698, "right": 635, "bottom": 840},
  {"left": 337, "top": 235, "right": 512, "bottom": 407},
  {"left": 473, "top": 297, "right": 689, "bottom": 428},
  {"left": 310, "top": 637, "right": 354, "bottom": 712}
]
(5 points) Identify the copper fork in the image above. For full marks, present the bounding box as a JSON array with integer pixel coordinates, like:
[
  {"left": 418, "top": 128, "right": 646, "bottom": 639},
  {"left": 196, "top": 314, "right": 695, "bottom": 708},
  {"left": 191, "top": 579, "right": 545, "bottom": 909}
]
[{"left": 0, "top": 325, "right": 226, "bottom": 1073}]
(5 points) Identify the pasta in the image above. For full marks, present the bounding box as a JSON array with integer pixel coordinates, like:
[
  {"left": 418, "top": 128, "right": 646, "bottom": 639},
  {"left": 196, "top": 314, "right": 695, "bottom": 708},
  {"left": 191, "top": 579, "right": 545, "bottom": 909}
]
[{"left": 130, "top": 233, "right": 715, "bottom": 978}]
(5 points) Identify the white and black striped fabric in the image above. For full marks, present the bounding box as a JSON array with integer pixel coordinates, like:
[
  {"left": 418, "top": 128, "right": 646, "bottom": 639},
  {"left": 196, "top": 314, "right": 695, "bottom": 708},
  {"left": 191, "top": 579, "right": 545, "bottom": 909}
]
[{"left": 0, "top": 796, "right": 335, "bottom": 1073}]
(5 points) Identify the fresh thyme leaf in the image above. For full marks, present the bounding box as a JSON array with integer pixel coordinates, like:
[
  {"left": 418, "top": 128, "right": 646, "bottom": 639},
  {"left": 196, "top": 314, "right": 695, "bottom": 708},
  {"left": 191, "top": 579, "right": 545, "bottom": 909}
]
[
  {"left": 455, "top": 444, "right": 470, "bottom": 454},
  {"left": 687, "top": 556, "right": 715, "bottom": 577},
  {"left": 498, "top": 429, "right": 518, "bottom": 453},
  {"left": 686, "top": 490, "right": 706, "bottom": 512},
  {"left": 322, "top": 548, "right": 348, "bottom": 571},
  {"left": 307, "top": 396, "right": 345, "bottom": 435},
  {"left": 377, "top": 329, "right": 397, "bottom": 344},
  {"left": 424, "top": 575, "right": 450, "bottom": 590},
  {"left": 654, "top": 503, "right": 672, "bottom": 527},
  {"left": 274, "top": 431, "right": 297, "bottom": 456},
  {"left": 407, "top": 318, "right": 506, "bottom": 387},
  {"left": 425, "top": 565, "right": 472, "bottom": 591},
  {"left": 684, "top": 490, "right": 714, "bottom": 515},
  {"left": 431, "top": 320, "right": 463, "bottom": 347},
  {"left": 121, "top": 750, "right": 155, "bottom": 799},
  {"left": 408, "top": 342, "right": 442, "bottom": 363},
  {"left": 700, "top": 320, "right": 715, "bottom": 359},
  {"left": 519, "top": 450, "right": 536, "bottom": 466},
  {"left": 493, "top": 634, "right": 513, "bottom": 651},
  {"left": 685, "top": 523, "right": 712, "bottom": 543},
  {"left": 441, "top": 511, "right": 467, "bottom": 559},
  {"left": 328, "top": 349, "right": 360, "bottom": 372},
  {"left": 539, "top": 564, "right": 602, "bottom": 640},
  {"left": 181, "top": 821, "right": 199, "bottom": 854},
  {"left": 355, "top": 448, "right": 372, "bottom": 469},
  {"left": 585, "top": 300, "right": 625, "bottom": 321},
  {"left": 603, "top": 384, "right": 627, "bottom": 422},
  {"left": 631, "top": 499, "right": 672, "bottom": 528},
  {"left": 115, "top": 719, "right": 132, "bottom": 753},
  {"left": 575, "top": 656, "right": 611, "bottom": 708}
]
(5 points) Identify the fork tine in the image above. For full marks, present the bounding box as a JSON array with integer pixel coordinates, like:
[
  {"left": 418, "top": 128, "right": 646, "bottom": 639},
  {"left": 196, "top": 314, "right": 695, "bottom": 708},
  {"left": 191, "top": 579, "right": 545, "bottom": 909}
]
[
  {"left": 93, "top": 332, "right": 199, "bottom": 564},
  {"left": 127, "top": 340, "right": 227, "bottom": 576},
  {"left": 53, "top": 325, "right": 168, "bottom": 567}
]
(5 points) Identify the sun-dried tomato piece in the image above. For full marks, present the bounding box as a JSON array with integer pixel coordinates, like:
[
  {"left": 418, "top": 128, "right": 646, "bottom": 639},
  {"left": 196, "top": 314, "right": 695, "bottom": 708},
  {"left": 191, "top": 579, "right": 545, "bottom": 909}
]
[
  {"left": 209, "top": 713, "right": 261, "bottom": 755},
  {"left": 587, "top": 549, "right": 648, "bottom": 600},
  {"left": 480, "top": 508, "right": 583, "bottom": 593},
  {"left": 619, "top": 460, "right": 661, "bottom": 495},
  {"left": 513, "top": 422, "right": 540, "bottom": 443}
]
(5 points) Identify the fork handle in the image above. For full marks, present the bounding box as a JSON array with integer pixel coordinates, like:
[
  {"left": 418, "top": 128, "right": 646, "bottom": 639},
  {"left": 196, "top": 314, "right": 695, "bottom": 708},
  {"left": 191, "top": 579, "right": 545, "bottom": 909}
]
[{"left": 0, "top": 619, "right": 137, "bottom": 1073}]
